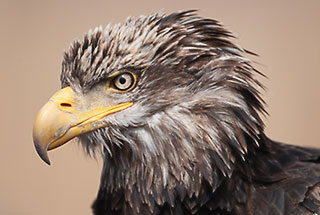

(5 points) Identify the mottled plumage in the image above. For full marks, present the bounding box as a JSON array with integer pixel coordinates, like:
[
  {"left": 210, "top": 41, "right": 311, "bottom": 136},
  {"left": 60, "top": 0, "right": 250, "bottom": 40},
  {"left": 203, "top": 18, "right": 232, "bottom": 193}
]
[{"left": 57, "top": 11, "right": 320, "bottom": 214}]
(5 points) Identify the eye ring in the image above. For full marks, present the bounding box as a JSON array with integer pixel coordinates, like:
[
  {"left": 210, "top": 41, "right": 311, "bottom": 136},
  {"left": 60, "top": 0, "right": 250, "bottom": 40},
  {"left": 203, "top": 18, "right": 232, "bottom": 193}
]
[{"left": 109, "top": 71, "right": 136, "bottom": 92}]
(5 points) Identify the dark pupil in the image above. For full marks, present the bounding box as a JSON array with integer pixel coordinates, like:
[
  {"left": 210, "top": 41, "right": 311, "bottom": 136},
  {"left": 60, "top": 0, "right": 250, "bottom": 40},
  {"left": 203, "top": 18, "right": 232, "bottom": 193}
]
[{"left": 119, "top": 77, "right": 126, "bottom": 85}]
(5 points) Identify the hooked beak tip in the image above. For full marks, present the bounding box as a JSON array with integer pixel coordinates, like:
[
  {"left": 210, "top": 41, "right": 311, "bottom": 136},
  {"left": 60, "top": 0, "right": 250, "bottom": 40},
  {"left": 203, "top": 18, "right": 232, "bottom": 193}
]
[{"left": 34, "top": 141, "right": 51, "bottom": 165}]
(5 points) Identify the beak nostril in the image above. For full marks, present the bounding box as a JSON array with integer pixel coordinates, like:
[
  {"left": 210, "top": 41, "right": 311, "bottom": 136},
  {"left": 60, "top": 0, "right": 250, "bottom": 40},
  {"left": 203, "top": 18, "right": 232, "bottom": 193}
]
[{"left": 60, "top": 103, "right": 72, "bottom": 108}]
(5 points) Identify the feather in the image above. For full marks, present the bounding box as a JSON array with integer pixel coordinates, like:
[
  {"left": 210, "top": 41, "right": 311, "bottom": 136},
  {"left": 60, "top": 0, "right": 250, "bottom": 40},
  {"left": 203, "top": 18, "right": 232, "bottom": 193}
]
[{"left": 57, "top": 11, "right": 320, "bottom": 215}]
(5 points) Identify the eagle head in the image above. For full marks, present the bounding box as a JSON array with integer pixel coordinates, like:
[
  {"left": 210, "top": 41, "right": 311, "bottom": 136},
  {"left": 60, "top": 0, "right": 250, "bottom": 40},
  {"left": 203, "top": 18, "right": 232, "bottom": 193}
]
[{"left": 33, "top": 10, "right": 265, "bottom": 213}]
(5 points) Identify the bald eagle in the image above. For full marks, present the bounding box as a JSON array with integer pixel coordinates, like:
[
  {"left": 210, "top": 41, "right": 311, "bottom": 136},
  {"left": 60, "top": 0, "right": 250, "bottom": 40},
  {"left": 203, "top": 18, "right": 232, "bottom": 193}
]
[{"left": 33, "top": 11, "right": 320, "bottom": 215}]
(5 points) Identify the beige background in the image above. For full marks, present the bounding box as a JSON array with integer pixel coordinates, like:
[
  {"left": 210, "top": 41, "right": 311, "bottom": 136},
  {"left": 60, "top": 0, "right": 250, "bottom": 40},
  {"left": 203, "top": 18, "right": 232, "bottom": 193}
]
[{"left": 1, "top": 0, "right": 319, "bottom": 214}]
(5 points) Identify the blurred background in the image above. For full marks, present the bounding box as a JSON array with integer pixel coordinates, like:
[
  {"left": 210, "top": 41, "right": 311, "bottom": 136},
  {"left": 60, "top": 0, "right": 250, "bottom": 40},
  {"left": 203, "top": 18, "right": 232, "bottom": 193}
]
[{"left": 1, "top": 0, "right": 319, "bottom": 214}]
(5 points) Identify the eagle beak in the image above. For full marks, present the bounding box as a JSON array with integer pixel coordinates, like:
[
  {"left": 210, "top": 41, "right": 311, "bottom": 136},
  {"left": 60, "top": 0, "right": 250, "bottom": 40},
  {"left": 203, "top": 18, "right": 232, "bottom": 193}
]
[{"left": 33, "top": 87, "right": 133, "bottom": 165}]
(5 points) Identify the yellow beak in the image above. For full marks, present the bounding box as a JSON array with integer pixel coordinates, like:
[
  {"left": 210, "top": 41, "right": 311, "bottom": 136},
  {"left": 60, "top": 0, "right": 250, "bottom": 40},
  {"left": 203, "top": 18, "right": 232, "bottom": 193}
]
[{"left": 33, "top": 87, "right": 133, "bottom": 165}]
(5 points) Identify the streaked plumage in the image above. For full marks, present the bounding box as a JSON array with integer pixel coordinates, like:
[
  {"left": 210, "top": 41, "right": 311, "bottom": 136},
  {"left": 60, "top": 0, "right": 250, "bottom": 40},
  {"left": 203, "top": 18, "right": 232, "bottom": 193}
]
[{"left": 35, "top": 10, "right": 320, "bottom": 215}]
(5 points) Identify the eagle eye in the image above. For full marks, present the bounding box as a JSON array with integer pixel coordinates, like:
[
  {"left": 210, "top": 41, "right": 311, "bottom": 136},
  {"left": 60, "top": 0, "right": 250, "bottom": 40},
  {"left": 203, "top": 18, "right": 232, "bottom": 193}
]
[{"left": 109, "top": 71, "right": 136, "bottom": 92}]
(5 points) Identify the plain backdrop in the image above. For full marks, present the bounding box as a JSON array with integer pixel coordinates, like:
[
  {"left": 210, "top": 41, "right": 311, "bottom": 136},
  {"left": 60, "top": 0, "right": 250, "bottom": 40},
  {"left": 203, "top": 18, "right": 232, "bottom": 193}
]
[{"left": 1, "top": 0, "right": 319, "bottom": 214}]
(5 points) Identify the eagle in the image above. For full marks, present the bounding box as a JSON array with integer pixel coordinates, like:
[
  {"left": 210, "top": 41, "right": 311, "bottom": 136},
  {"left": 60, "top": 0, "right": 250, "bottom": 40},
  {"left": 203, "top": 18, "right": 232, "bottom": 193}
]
[{"left": 33, "top": 11, "right": 320, "bottom": 215}]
